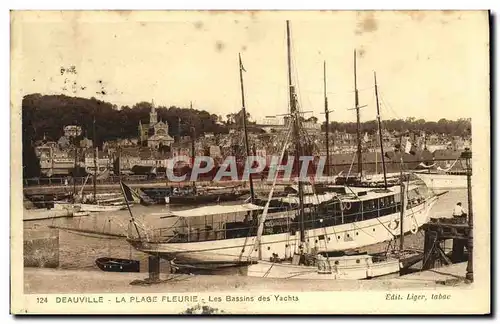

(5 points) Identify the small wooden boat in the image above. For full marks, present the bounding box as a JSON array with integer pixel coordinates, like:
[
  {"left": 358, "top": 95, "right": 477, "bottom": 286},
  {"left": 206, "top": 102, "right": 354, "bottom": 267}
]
[
  {"left": 54, "top": 202, "right": 126, "bottom": 212},
  {"left": 24, "top": 193, "right": 73, "bottom": 209},
  {"left": 23, "top": 207, "right": 75, "bottom": 221},
  {"left": 95, "top": 257, "right": 140, "bottom": 273},
  {"left": 73, "top": 211, "right": 90, "bottom": 217}
]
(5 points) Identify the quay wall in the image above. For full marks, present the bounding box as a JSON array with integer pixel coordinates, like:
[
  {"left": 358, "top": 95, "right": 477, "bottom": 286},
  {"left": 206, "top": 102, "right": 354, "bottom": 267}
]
[
  {"left": 22, "top": 179, "right": 289, "bottom": 196},
  {"left": 24, "top": 229, "right": 59, "bottom": 268}
]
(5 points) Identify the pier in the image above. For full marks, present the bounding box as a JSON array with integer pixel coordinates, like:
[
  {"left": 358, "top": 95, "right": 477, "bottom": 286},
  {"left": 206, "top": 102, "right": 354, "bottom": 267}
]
[
  {"left": 422, "top": 148, "right": 473, "bottom": 281},
  {"left": 422, "top": 218, "right": 469, "bottom": 270}
]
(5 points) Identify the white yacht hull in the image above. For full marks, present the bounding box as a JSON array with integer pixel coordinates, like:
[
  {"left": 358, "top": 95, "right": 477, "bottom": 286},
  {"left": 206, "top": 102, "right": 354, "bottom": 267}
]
[
  {"left": 128, "top": 195, "right": 438, "bottom": 265},
  {"left": 415, "top": 173, "right": 467, "bottom": 191},
  {"left": 246, "top": 257, "right": 401, "bottom": 280}
]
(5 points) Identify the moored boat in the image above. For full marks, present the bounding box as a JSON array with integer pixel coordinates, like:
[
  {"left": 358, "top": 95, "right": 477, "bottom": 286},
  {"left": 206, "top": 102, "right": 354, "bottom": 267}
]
[
  {"left": 126, "top": 182, "right": 438, "bottom": 266},
  {"left": 122, "top": 21, "right": 444, "bottom": 271},
  {"left": 54, "top": 201, "right": 126, "bottom": 212},
  {"left": 246, "top": 254, "right": 399, "bottom": 280},
  {"left": 165, "top": 188, "right": 249, "bottom": 205},
  {"left": 95, "top": 257, "right": 140, "bottom": 273},
  {"left": 413, "top": 171, "right": 467, "bottom": 191}
]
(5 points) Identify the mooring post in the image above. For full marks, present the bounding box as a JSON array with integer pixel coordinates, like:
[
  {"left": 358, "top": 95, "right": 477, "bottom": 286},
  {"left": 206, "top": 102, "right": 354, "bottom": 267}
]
[
  {"left": 422, "top": 229, "right": 437, "bottom": 270},
  {"left": 462, "top": 148, "right": 473, "bottom": 282},
  {"left": 148, "top": 255, "right": 160, "bottom": 282},
  {"left": 451, "top": 239, "right": 466, "bottom": 263}
]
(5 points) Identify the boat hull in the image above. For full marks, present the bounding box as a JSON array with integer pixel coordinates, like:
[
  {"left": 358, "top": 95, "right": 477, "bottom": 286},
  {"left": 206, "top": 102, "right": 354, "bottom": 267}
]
[
  {"left": 166, "top": 192, "right": 248, "bottom": 205},
  {"left": 246, "top": 256, "right": 401, "bottom": 280},
  {"left": 415, "top": 173, "right": 467, "bottom": 191},
  {"left": 128, "top": 195, "right": 438, "bottom": 265},
  {"left": 54, "top": 202, "right": 126, "bottom": 212}
]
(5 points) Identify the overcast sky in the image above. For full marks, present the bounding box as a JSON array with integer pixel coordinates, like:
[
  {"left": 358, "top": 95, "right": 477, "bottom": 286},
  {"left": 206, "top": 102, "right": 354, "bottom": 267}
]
[{"left": 12, "top": 10, "right": 488, "bottom": 123}]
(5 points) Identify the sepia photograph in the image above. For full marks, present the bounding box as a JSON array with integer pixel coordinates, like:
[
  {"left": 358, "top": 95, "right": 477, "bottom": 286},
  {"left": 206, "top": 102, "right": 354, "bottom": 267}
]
[{"left": 10, "top": 9, "right": 490, "bottom": 315}]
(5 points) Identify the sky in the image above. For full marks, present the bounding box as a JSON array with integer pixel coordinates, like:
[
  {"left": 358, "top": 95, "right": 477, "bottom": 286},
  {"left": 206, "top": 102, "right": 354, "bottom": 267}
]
[{"left": 11, "top": 10, "right": 489, "bottom": 123}]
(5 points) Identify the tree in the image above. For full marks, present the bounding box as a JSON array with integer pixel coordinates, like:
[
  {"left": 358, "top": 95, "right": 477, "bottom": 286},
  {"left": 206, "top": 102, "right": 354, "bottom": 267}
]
[{"left": 22, "top": 119, "right": 40, "bottom": 178}]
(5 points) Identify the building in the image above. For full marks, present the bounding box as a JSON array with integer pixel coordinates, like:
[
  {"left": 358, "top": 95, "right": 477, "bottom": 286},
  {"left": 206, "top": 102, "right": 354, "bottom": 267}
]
[
  {"left": 84, "top": 148, "right": 111, "bottom": 174},
  {"left": 38, "top": 147, "right": 80, "bottom": 177},
  {"left": 79, "top": 137, "right": 93, "bottom": 148},
  {"left": 57, "top": 135, "right": 71, "bottom": 149},
  {"left": 138, "top": 101, "right": 174, "bottom": 150},
  {"left": 63, "top": 125, "right": 82, "bottom": 138}
]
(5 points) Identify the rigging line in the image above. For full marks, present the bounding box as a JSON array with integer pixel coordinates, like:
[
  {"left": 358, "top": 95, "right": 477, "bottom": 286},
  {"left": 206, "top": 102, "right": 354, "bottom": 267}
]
[
  {"left": 290, "top": 32, "right": 313, "bottom": 118},
  {"left": 263, "top": 262, "right": 276, "bottom": 278},
  {"left": 338, "top": 187, "right": 396, "bottom": 240},
  {"left": 421, "top": 239, "right": 437, "bottom": 269},
  {"left": 131, "top": 225, "right": 290, "bottom": 258},
  {"left": 342, "top": 186, "right": 383, "bottom": 239},
  {"left": 404, "top": 182, "right": 422, "bottom": 233},
  {"left": 348, "top": 210, "right": 377, "bottom": 239},
  {"left": 327, "top": 197, "right": 343, "bottom": 242},
  {"left": 246, "top": 81, "right": 375, "bottom": 97},
  {"left": 374, "top": 213, "right": 398, "bottom": 239},
  {"left": 342, "top": 154, "right": 362, "bottom": 199},
  {"left": 379, "top": 91, "right": 401, "bottom": 120},
  {"left": 294, "top": 66, "right": 312, "bottom": 117},
  {"left": 284, "top": 269, "right": 318, "bottom": 279},
  {"left": 244, "top": 125, "right": 293, "bottom": 260},
  {"left": 304, "top": 85, "right": 375, "bottom": 96}
]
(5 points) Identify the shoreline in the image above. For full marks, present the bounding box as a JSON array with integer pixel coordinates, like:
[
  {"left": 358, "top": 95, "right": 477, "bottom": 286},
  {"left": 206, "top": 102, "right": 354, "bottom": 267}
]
[{"left": 24, "top": 262, "right": 468, "bottom": 294}]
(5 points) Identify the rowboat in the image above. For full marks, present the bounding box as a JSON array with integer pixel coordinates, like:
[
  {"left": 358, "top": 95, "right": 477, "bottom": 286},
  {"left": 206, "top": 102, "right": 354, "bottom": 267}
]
[{"left": 95, "top": 257, "right": 140, "bottom": 273}]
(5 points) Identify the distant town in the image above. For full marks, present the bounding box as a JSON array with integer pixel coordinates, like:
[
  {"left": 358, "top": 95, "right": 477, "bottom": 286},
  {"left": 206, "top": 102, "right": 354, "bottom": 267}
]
[{"left": 23, "top": 94, "right": 471, "bottom": 182}]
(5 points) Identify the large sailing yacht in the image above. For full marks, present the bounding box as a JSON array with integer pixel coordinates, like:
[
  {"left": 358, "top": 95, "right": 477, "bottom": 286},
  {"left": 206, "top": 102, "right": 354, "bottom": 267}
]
[{"left": 124, "top": 21, "right": 442, "bottom": 269}]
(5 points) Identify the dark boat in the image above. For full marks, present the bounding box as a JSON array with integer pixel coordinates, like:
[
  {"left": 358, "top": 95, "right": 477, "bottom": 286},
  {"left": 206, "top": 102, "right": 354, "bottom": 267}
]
[
  {"left": 95, "top": 257, "right": 140, "bottom": 273},
  {"left": 24, "top": 193, "right": 73, "bottom": 209},
  {"left": 167, "top": 190, "right": 249, "bottom": 205},
  {"left": 139, "top": 187, "right": 174, "bottom": 204}
]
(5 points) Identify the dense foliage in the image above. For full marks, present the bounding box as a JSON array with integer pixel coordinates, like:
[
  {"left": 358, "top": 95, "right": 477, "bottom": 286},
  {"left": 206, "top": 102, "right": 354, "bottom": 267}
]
[
  {"left": 22, "top": 94, "right": 471, "bottom": 150},
  {"left": 22, "top": 94, "right": 227, "bottom": 148},
  {"left": 22, "top": 117, "right": 41, "bottom": 178},
  {"left": 324, "top": 117, "right": 471, "bottom": 137}
]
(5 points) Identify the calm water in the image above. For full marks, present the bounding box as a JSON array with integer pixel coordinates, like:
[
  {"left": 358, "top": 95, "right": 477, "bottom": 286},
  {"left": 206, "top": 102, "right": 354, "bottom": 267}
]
[{"left": 24, "top": 189, "right": 468, "bottom": 270}]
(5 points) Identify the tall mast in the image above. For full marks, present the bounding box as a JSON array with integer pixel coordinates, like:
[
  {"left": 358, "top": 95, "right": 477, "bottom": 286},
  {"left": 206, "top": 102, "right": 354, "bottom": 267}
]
[
  {"left": 239, "top": 53, "right": 255, "bottom": 203},
  {"left": 399, "top": 134, "right": 405, "bottom": 254},
  {"left": 374, "top": 72, "right": 388, "bottom": 189},
  {"left": 190, "top": 126, "right": 196, "bottom": 189},
  {"left": 324, "top": 61, "right": 330, "bottom": 177},
  {"left": 354, "top": 50, "right": 362, "bottom": 176},
  {"left": 93, "top": 115, "right": 97, "bottom": 202},
  {"left": 287, "top": 21, "right": 293, "bottom": 115},
  {"left": 286, "top": 20, "right": 305, "bottom": 244}
]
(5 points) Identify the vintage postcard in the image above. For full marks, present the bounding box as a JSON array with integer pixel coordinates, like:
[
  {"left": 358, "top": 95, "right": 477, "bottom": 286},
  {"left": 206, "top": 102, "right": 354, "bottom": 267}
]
[{"left": 10, "top": 10, "right": 490, "bottom": 315}]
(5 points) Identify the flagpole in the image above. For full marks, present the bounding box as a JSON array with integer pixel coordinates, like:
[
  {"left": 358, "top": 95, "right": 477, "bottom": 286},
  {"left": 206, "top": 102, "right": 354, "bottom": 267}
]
[
  {"left": 120, "top": 181, "right": 142, "bottom": 240},
  {"left": 323, "top": 61, "right": 330, "bottom": 177}
]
